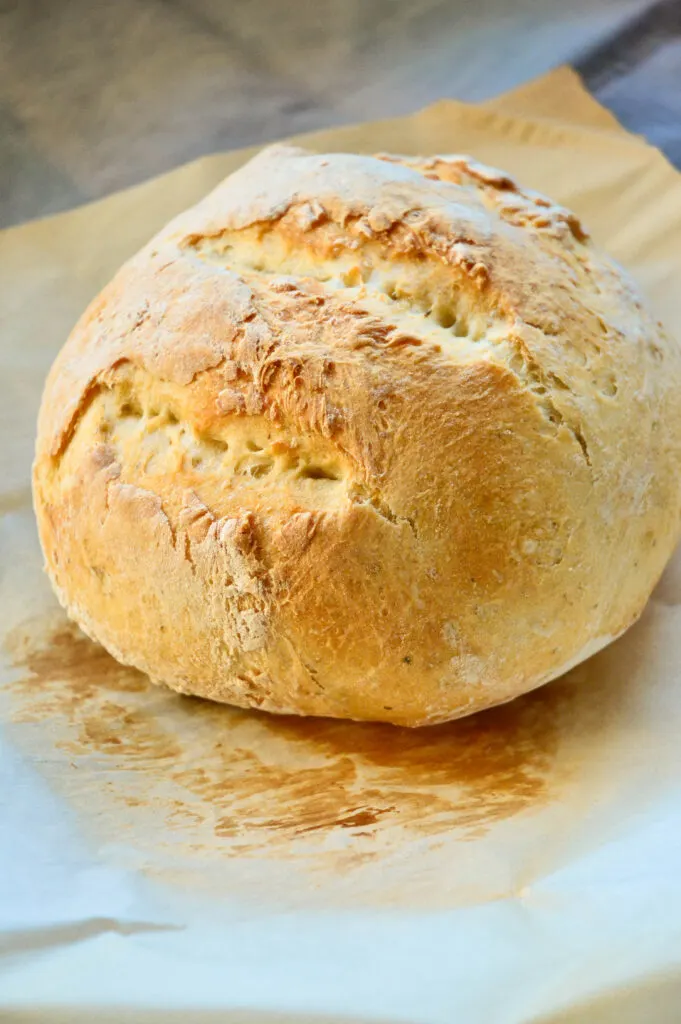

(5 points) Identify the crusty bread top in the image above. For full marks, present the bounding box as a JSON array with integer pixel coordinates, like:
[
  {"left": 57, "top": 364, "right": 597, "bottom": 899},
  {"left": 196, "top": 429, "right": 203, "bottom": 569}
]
[{"left": 39, "top": 143, "right": 649, "bottom": 466}]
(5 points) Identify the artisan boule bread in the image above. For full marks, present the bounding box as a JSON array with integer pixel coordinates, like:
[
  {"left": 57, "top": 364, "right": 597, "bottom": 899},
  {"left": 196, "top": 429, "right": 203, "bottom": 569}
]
[{"left": 33, "top": 145, "right": 681, "bottom": 726}]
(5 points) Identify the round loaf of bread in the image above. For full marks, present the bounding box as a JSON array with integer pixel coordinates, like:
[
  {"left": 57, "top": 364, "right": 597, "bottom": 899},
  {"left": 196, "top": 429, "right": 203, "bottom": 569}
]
[{"left": 34, "top": 145, "right": 681, "bottom": 726}]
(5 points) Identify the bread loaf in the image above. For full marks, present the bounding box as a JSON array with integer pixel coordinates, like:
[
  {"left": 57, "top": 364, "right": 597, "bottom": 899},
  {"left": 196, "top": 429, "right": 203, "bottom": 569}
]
[{"left": 33, "top": 145, "right": 681, "bottom": 725}]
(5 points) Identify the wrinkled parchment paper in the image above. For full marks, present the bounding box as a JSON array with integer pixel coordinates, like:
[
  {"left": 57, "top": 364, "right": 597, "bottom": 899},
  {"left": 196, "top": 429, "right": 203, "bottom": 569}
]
[{"left": 2, "top": 67, "right": 681, "bottom": 1024}]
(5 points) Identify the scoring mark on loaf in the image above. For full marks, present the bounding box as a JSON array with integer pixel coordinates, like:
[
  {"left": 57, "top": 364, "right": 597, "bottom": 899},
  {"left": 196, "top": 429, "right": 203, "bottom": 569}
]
[
  {"left": 375, "top": 153, "right": 590, "bottom": 244},
  {"left": 184, "top": 225, "right": 490, "bottom": 349},
  {"left": 183, "top": 224, "right": 596, "bottom": 468},
  {"left": 59, "top": 373, "right": 351, "bottom": 519}
]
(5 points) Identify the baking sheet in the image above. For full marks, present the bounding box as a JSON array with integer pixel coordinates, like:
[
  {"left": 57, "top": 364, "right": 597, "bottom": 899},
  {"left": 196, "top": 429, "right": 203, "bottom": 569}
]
[{"left": 2, "top": 68, "right": 681, "bottom": 1023}]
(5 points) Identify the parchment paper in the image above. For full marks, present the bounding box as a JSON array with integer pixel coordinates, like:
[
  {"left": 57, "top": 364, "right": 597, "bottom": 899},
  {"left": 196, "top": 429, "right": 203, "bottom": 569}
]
[{"left": 2, "top": 67, "right": 681, "bottom": 1024}]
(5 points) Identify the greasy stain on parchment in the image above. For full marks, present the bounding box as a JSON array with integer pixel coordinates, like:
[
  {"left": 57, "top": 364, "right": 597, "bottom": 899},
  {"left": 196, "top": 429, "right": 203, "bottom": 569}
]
[{"left": 5, "top": 617, "right": 584, "bottom": 854}]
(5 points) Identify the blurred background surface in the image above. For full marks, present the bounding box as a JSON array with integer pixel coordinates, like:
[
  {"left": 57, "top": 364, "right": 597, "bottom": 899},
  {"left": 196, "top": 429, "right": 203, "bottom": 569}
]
[{"left": 2, "top": 0, "right": 681, "bottom": 228}]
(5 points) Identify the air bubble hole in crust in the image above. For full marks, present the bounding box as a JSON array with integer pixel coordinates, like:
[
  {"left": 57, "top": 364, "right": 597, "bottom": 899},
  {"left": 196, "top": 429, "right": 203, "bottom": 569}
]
[
  {"left": 201, "top": 436, "right": 229, "bottom": 453},
  {"left": 433, "top": 306, "right": 456, "bottom": 330},
  {"left": 299, "top": 465, "right": 341, "bottom": 482},
  {"left": 119, "top": 400, "right": 143, "bottom": 418}
]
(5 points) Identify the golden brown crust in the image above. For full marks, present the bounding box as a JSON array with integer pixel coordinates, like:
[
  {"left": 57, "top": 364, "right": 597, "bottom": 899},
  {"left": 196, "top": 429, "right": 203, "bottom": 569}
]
[{"left": 34, "top": 145, "right": 681, "bottom": 725}]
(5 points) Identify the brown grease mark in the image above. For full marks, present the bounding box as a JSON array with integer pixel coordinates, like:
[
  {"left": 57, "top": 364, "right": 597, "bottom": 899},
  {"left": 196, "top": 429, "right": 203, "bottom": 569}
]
[
  {"left": 7, "top": 626, "right": 179, "bottom": 762},
  {"left": 5, "top": 618, "right": 577, "bottom": 852}
]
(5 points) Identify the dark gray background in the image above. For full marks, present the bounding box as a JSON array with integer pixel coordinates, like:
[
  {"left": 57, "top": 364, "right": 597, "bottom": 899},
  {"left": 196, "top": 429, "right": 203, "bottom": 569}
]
[{"left": 2, "top": 0, "right": 681, "bottom": 228}]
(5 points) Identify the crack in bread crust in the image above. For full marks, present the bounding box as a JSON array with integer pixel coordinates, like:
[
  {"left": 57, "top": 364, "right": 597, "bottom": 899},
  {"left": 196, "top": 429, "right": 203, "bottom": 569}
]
[
  {"left": 181, "top": 215, "right": 598, "bottom": 465},
  {"left": 55, "top": 367, "right": 353, "bottom": 517}
]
